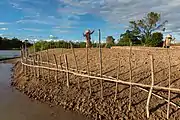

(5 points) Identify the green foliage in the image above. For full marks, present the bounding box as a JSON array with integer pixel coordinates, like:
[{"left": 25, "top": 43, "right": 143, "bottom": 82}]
[
  {"left": 30, "top": 40, "right": 89, "bottom": 52},
  {"left": 105, "top": 36, "right": 115, "bottom": 48},
  {"left": 129, "top": 12, "right": 167, "bottom": 45},
  {"left": 0, "top": 37, "right": 31, "bottom": 50},
  {"left": 145, "top": 32, "right": 163, "bottom": 47},
  {"left": 118, "top": 30, "right": 141, "bottom": 46}
]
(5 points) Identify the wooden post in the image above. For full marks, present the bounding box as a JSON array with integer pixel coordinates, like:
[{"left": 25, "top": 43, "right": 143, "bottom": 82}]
[
  {"left": 114, "top": 55, "right": 120, "bottom": 101},
  {"left": 37, "top": 54, "right": 40, "bottom": 78},
  {"left": 99, "top": 29, "right": 103, "bottom": 99},
  {"left": 46, "top": 50, "right": 50, "bottom": 82},
  {"left": 20, "top": 49, "right": 24, "bottom": 72},
  {"left": 32, "top": 54, "right": 36, "bottom": 80},
  {"left": 128, "top": 43, "right": 132, "bottom": 111},
  {"left": 53, "top": 54, "right": 58, "bottom": 84},
  {"left": 25, "top": 52, "right": 28, "bottom": 75},
  {"left": 167, "top": 49, "right": 171, "bottom": 119},
  {"left": 86, "top": 46, "right": 92, "bottom": 98},
  {"left": 64, "top": 54, "right": 70, "bottom": 88},
  {"left": 70, "top": 43, "right": 80, "bottom": 89},
  {"left": 40, "top": 44, "right": 44, "bottom": 76},
  {"left": 146, "top": 55, "right": 155, "bottom": 118}
]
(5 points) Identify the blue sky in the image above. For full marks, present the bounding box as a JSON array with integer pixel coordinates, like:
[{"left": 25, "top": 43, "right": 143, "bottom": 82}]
[{"left": 0, "top": 0, "right": 180, "bottom": 42}]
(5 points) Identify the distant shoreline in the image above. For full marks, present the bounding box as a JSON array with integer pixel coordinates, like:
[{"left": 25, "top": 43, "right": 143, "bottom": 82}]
[{"left": 0, "top": 57, "right": 20, "bottom": 62}]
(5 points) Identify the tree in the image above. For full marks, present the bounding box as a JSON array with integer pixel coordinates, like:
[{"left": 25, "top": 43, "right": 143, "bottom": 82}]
[
  {"left": 105, "top": 36, "right": 115, "bottom": 48},
  {"left": 146, "top": 32, "right": 163, "bottom": 47},
  {"left": 118, "top": 30, "right": 141, "bottom": 46},
  {"left": 129, "top": 12, "right": 167, "bottom": 45}
]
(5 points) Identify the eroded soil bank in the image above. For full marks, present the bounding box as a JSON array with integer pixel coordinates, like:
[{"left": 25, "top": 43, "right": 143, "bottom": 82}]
[{"left": 12, "top": 47, "right": 180, "bottom": 120}]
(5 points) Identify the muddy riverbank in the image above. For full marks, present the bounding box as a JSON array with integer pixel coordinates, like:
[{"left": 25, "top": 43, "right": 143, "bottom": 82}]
[
  {"left": 12, "top": 48, "right": 180, "bottom": 120},
  {"left": 0, "top": 60, "right": 89, "bottom": 120}
]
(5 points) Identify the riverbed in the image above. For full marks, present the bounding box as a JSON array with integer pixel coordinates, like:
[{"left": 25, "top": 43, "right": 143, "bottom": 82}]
[{"left": 0, "top": 62, "right": 89, "bottom": 120}]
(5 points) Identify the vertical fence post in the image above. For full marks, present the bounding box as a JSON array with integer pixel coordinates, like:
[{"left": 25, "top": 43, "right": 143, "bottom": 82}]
[
  {"left": 64, "top": 54, "right": 69, "bottom": 88},
  {"left": 20, "top": 49, "right": 24, "bottom": 73},
  {"left": 146, "top": 55, "right": 155, "bottom": 118},
  {"left": 167, "top": 49, "right": 171, "bottom": 119},
  {"left": 114, "top": 54, "right": 120, "bottom": 101},
  {"left": 40, "top": 47, "right": 44, "bottom": 77},
  {"left": 32, "top": 54, "right": 36, "bottom": 80},
  {"left": 99, "top": 29, "right": 103, "bottom": 100},
  {"left": 128, "top": 43, "right": 132, "bottom": 111},
  {"left": 70, "top": 43, "right": 80, "bottom": 89},
  {"left": 86, "top": 46, "right": 92, "bottom": 98},
  {"left": 37, "top": 54, "right": 40, "bottom": 78},
  {"left": 53, "top": 54, "right": 58, "bottom": 84},
  {"left": 46, "top": 50, "right": 50, "bottom": 82}
]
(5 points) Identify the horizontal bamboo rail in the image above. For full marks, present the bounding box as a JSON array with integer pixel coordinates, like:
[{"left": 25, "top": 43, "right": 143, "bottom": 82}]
[{"left": 21, "top": 58, "right": 180, "bottom": 93}]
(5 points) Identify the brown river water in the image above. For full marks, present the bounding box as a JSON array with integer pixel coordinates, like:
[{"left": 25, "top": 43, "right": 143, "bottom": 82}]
[{"left": 0, "top": 63, "right": 89, "bottom": 120}]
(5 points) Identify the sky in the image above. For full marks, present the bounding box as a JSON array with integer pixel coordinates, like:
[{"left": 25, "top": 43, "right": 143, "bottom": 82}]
[{"left": 0, "top": 0, "right": 180, "bottom": 42}]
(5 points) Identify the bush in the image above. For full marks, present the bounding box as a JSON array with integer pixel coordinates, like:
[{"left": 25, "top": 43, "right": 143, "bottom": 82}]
[{"left": 145, "top": 32, "right": 163, "bottom": 47}]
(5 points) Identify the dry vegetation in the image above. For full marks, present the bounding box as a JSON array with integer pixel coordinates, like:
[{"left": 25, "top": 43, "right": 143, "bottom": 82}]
[{"left": 12, "top": 47, "right": 180, "bottom": 120}]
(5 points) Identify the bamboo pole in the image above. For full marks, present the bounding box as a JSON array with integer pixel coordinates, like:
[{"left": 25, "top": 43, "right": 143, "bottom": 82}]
[
  {"left": 24, "top": 47, "right": 27, "bottom": 76},
  {"left": 53, "top": 54, "right": 58, "bottom": 84},
  {"left": 70, "top": 43, "right": 80, "bottom": 89},
  {"left": 37, "top": 54, "right": 40, "bottom": 78},
  {"left": 114, "top": 55, "right": 120, "bottom": 101},
  {"left": 46, "top": 50, "right": 50, "bottom": 82},
  {"left": 21, "top": 60, "right": 180, "bottom": 93},
  {"left": 32, "top": 53, "right": 36, "bottom": 80},
  {"left": 128, "top": 42, "right": 132, "bottom": 111},
  {"left": 86, "top": 46, "right": 92, "bottom": 97},
  {"left": 40, "top": 43, "right": 44, "bottom": 76},
  {"left": 64, "top": 54, "right": 70, "bottom": 88},
  {"left": 25, "top": 52, "right": 28, "bottom": 75},
  {"left": 99, "top": 29, "right": 103, "bottom": 100},
  {"left": 167, "top": 49, "right": 171, "bottom": 119},
  {"left": 146, "top": 55, "right": 155, "bottom": 118},
  {"left": 20, "top": 49, "right": 24, "bottom": 73}
]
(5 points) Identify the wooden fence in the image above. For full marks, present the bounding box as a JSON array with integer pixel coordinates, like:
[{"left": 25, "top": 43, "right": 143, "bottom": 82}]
[{"left": 20, "top": 46, "right": 180, "bottom": 119}]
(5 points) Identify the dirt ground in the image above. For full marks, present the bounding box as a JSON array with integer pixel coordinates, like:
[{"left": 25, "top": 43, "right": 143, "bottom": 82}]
[{"left": 12, "top": 47, "right": 180, "bottom": 120}]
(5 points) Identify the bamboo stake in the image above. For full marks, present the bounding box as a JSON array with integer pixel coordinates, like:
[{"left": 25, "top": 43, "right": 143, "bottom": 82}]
[
  {"left": 37, "top": 54, "right": 40, "bottom": 78},
  {"left": 25, "top": 53, "right": 28, "bottom": 75},
  {"left": 86, "top": 46, "right": 92, "bottom": 97},
  {"left": 146, "top": 55, "right": 155, "bottom": 118},
  {"left": 20, "top": 49, "right": 24, "bottom": 72},
  {"left": 40, "top": 44, "right": 44, "bottom": 76},
  {"left": 32, "top": 54, "right": 36, "bottom": 80},
  {"left": 24, "top": 48, "right": 27, "bottom": 76},
  {"left": 128, "top": 42, "right": 132, "bottom": 111},
  {"left": 99, "top": 29, "right": 103, "bottom": 100},
  {"left": 114, "top": 55, "right": 120, "bottom": 101},
  {"left": 61, "top": 48, "right": 66, "bottom": 80},
  {"left": 53, "top": 54, "right": 58, "bottom": 84},
  {"left": 70, "top": 43, "right": 80, "bottom": 89},
  {"left": 46, "top": 50, "right": 50, "bottom": 82},
  {"left": 64, "top": 54, "right": 69, "bottom": 88},
  {"left": 167, "top": 49, "right": 171, "bottom": 119}
]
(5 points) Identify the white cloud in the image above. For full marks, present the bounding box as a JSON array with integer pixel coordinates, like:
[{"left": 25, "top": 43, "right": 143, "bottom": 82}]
[
  {"left": 0, "top": 28, "right": 8, "bottom": 30},
  {"left": 57, "top": 0, "right": 180, "bottom": 36},
  {"left": 18, "top": 28, "right": 43, "bottom": 32},
  {"left": 0, "top": 22, "right": 9, "bottom": 25}
]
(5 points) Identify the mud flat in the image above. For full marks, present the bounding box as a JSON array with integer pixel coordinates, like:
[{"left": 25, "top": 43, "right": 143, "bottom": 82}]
[{"left": 12, "top": 48, "right": 180, "bottom": 120}]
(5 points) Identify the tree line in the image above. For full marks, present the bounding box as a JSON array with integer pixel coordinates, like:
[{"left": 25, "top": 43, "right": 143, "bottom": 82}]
[{"left": 0, "top": 37, "right": 32, "bottom": 50}]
